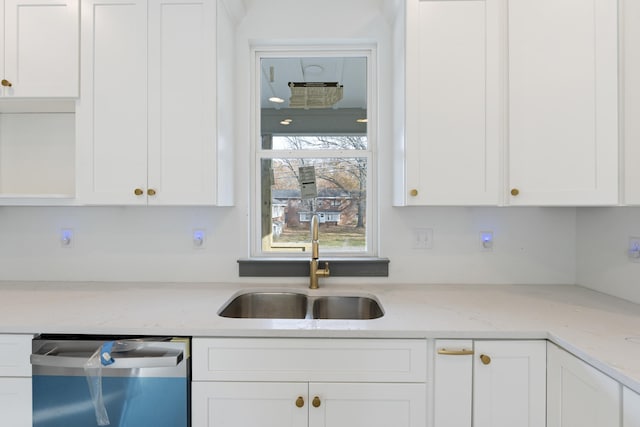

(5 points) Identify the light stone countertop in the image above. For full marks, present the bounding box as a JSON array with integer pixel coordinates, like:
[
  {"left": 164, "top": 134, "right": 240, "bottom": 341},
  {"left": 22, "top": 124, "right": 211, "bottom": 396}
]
[{"left": 1, "top": 281, "right": 640, "bottom": 393}]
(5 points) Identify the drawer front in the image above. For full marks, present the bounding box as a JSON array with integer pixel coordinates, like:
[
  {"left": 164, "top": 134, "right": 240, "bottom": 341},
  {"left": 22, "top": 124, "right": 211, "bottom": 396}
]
[
  {"left": 0, "top": 335, "right": 32, "bottom": 377},
  {"left": 193, "top": 338, "right": 427, "bottom": 382}
]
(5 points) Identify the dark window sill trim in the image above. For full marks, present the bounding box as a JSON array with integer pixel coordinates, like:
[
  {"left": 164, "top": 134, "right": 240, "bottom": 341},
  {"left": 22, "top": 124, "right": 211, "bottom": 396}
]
[{"left": 238, "top": 257, "right": 389, "bottom": 277}]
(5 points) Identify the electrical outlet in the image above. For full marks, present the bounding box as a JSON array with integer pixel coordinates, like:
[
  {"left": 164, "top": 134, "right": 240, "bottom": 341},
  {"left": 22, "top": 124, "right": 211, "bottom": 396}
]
[
  {"left": 629, "top": 237, "right": 640, "bottom": 262},
  {"left": 193, "top": 229, "right": 206, "bottom": 248},
  {"left": 412, "top": 228, "right": 433, "bottom": 249},
  {"left": 480, "top": 231, "right": 494, "bottom": 252},
  {"left": 60, "top": 228, "right": 73, "bottom": 248}
]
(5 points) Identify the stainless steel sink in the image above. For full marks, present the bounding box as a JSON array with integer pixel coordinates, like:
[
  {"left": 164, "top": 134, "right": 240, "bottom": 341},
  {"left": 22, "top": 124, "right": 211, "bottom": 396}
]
[
  {"left": 218, "top": 291, "right": 384, "bottom": 320},
  {"left": 218, "top": 291, "right": 308, "bottom": 319},
  {"left": 312, "top": 295, "right": 384, "bottom": 320}
]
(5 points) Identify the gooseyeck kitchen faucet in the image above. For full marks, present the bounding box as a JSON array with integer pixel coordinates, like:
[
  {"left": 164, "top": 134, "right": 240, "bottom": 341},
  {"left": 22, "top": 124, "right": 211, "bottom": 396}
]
[{"left": 309, "top": 214, "right": 330, "bottom": 289}]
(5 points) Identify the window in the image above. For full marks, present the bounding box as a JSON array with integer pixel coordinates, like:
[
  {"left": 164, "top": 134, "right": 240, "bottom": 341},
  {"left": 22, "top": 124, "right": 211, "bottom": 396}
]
[{"left": 252, "top": 49, "right": 376, "bottom": 257}]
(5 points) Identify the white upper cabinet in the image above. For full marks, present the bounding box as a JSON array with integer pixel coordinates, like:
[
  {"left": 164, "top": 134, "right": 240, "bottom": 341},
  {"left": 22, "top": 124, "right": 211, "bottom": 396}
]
[
  {"left": 77, "top": 0, "right": 234, "bottom": 205},
  {"left": 622, "top": 0, "right": 640, "bottom": 205},
  {"left": 395, "top": 0, "right": 619, "bottom": 206},
  {"left": 396, "top": 0, "right": 500, "bottom": 206},
  {"left": 507, "top": 0, "right": 619, "bottom": 205},
  {"left": 1, "top": 0, "right": 79, "bottom": 98}
]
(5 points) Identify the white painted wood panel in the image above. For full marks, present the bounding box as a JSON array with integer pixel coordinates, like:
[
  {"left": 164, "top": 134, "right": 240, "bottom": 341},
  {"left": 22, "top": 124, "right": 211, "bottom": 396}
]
[
  {"left": 192, "top": 338, "right": 427, "bottom": 382},
  {"left": 433, "top": 340, "right": 472, "bottom": 427},
  {"left": 624, "top": 386, "right": 640, "bottom": 427},
  {"left": 403, "top": 0, "right": 500, "bottom": 205},
  {"left": 147, "top": 0, "right": 217, "bottom": 205},
  {"left": 547, "top": 342, "right": 621, "bottom": 427},
  {"left": 76, "top": 0, "right": 148, "bottom": 204},
  {"left": 3, "top": 0, "right": 78, "bottom": 97},
  {"left": 508, "top": 0, "right": 618, "bottom": 205},
  {"left": 0, "top": 378, "right": 31, "bottom": 427},
  {"left": 474, "top": 340, "right": 546, "bottom": 427},
  {"left": 623, "top": 0, "right": 640, "bottom": 205},
  {"left": 0, "top": 334, "right": 31, "bottom": 376},
  {"left": 192, "top": 382, "right": 307, "bottom": 427},
  {"left": 309, "top": 382, "right": 426, "bottom": 427}
]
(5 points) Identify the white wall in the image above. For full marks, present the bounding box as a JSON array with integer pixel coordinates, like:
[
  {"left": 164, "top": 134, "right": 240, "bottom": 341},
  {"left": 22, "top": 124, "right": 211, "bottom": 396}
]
[
  {"left": 576, "top": 208, "right": 640, "bottom": 304},
  {"left": 0, "top": 0, "right": 578, "bottom": 286}
]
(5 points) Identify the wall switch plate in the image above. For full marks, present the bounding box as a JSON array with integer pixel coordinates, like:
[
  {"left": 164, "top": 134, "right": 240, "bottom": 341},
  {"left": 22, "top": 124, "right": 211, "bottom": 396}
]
[
  {"left": 480, "top": 231, "right": 494, "bottom": 252},
  {"left": 412, "top": 228, "right": 433, "bottom": 249},
  {"left": 629, "top": 237, "right": 640, "bottom": 262},
  {"left": 60, "top": 228, "right": 73, "bottom": 248},
  {"left": 193, "top": 229, "right": 206, "bottom": 248}
]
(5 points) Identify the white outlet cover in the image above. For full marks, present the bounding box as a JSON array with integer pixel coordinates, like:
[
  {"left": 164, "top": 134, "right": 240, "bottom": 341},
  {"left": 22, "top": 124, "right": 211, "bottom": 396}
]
[
  {"left": 629, "top": 237, "right": 640, "bottom": 262},
  {"left": 412, "top": 228, "right": 433, "bottom": 249}
]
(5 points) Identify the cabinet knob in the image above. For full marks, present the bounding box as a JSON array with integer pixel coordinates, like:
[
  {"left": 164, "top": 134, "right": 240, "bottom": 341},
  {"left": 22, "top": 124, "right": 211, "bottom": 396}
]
[
  {"left": 147, "top": 189, "right": 156, "bottom": 196},
  {"left": 480, "top": 354, "right": 491, "bottom": 365},
  {"left": 1, "top": 79, "right": 12, "bottom": 87},
  {"left": 134, "top": 188, "right": 144, "bottom": 196},
  {"left": 312, "top": 396, "right": 321, "bottom": 408},
  {"left": 510, "top": 188, "right": 520, "bottom": 196},
  {"left": 295, "top": 396, "right": 304, "bottom": 408},
  {"left": 410, "top": 189, "right": 418, "bottom": 197}
]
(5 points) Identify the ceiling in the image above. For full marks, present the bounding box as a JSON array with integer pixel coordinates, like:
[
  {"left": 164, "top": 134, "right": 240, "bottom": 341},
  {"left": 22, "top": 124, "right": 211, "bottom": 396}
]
[{"left": 260, "top": 56, "right": 367, "bottom": 110}]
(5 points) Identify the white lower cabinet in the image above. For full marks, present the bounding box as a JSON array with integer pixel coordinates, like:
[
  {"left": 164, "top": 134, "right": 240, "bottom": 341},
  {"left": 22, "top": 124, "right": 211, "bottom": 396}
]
[
  {"left": 624, "top": 386, "right": 640, "bottom": 427},
  {"left": 192, "top": 381, "right": 425, "bottom": 427},
  {"left": 547, "top": 342, "right": 621, "bottom": 427},
  {"left": 0, "top": 334, "right": 32, "bottom": 427},
  {"left": 433, "top": 340, "right": 546, "bottom": 427},
  {"left": 191, "top": 338, "right": 427, "bottom": 427}
]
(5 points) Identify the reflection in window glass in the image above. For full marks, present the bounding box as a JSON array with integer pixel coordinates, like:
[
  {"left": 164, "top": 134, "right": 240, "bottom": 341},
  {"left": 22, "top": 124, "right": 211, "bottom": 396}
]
[{"left": 261, "top": 150, "right": 367, "bottom": 253}]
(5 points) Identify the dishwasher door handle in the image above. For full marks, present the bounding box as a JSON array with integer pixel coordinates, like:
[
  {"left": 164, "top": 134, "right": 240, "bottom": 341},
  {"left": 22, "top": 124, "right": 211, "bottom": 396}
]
[{"left": 31, "top": 344, "right": 184, "bottom": 369}]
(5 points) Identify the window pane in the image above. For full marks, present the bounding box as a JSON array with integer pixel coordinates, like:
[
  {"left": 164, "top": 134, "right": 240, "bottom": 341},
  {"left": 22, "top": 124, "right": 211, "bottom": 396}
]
[
  {"left": 261, "top": 157, "right": 367, "bottom": 253},
  {"left": 270, "top": 135, "right": 367, "bottom": 150}
]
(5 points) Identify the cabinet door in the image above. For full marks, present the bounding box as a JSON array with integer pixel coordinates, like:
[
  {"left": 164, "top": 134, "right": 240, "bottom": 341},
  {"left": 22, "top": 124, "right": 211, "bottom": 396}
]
[
  {"left": 0, "top": 378, "right": 31, "bottom": 427},
  {"left": 547, "top": 342, "right": 621, "bottom": 427},
  {"left": 507, "top": 0, "right": 618, "bottom": 205},
  {"left": 474, "top": 340, "right": 546, "bottom": 427},
  {"left": 433, "top": 340, "right": 473, "bottom": 427},
  {"left": 308, "top": 383, "right": 426, "bottom": 427},
  {"left": 624, "top": 387, "right": 640, "bottom": 427},
  {"left": 191, "top": 382, "right": 307, "bottom": 427},
  {"left": 623, "top": 0, "right": 640, "bottom": 204},
  {"left": 147, "top": 0, "right": 218, "bottom": 205},
  {"left": 402, "top": 0, "right": 500, "bottom": 206},
  {"left": 2, "top": 0, "right": 78, "bottom": 97},
  {"left": 76, "top": 0, "right": 148, "bottom": 204}
]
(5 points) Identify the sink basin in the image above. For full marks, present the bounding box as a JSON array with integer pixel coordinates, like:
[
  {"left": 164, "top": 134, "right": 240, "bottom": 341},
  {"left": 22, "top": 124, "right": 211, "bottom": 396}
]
[
  {"left": 218, "top": 291, "right": 308, "bottom": 319},
  {"left": 218, "top": 290, "right": 384, "bottom": 320},
  {"left": 312, "top": 295, "right": 384, "bottom": 320}
]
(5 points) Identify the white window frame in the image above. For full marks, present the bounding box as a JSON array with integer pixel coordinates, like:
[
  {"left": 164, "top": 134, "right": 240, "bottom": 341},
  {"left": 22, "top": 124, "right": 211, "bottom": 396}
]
[{"left": 250, "top": 45, "right": 378, "bottom": 257}]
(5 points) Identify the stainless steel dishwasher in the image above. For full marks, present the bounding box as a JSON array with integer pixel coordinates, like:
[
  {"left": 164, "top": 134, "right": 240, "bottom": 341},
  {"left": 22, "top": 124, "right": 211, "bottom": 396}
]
[{"left": 31, "top": 335, "right": 190, "bottom": 427}]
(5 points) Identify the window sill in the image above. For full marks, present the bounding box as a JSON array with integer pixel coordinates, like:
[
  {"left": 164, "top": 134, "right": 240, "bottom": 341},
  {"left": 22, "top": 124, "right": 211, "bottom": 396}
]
[{"left": 237, "top": 257, "right": 389, "bottom": 277}]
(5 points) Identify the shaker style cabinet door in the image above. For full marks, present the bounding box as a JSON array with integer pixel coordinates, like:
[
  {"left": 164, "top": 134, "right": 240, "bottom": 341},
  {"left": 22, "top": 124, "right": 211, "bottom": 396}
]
[
  {"left": 76, "top": 0, "right": 148, "bottom": 205},
  {"left": 433, "top": 340, "right": 473, "bottom": 427},
  {"left": 473, "top": 340, "right": 546, "bottom": 427},
  {"left": 146, "top": 0, "right": 218, "bottom": 205},
  {"left": 191, "top": 382, "right": 308, "bottom": 427},
  {"left": 547, "top": 342, "right": 621, "bottom": 427},
  {"left": 308, "top": 383, "right": 426, "bottom": 427},
  {"left": 400, "top": 0, "right": 500, "bottom": 206},
  {"left": 507, "top": 0, "right": 618, "bottom": 205},
  {"left": 2, "top": 0, "right": 78, "bottom": 97}
]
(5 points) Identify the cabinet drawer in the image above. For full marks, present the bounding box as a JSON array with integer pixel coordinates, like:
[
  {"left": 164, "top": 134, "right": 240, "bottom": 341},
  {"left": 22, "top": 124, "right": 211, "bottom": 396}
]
[
  {"left": 193, "top": 338, "right": 427, "bottom": 382},
  {"left": 0, "top": 335, "right": 32, "bottom": 377}
]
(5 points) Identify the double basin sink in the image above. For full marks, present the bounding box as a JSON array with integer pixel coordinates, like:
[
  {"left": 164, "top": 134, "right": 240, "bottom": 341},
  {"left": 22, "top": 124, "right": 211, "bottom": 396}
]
[{"left": 218, "top": 290, "right": 384, "bottom": 320}]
